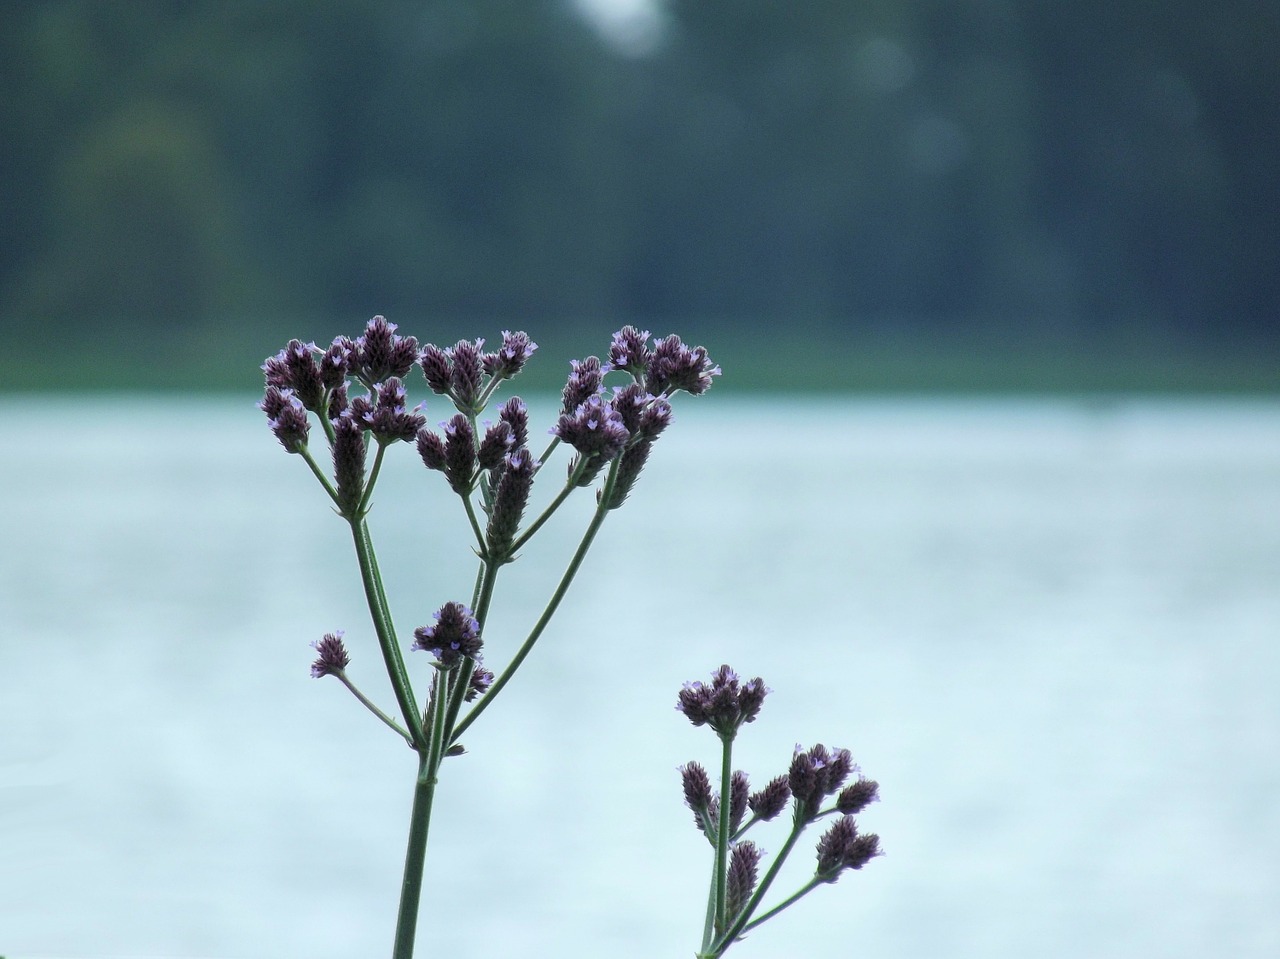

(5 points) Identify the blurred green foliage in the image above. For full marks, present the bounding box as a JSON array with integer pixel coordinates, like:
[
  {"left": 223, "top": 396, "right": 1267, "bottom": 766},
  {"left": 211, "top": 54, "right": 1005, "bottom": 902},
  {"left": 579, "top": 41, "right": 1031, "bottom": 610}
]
[{"left": 1, "top": 0, "right": 1276, "bottom": 391}]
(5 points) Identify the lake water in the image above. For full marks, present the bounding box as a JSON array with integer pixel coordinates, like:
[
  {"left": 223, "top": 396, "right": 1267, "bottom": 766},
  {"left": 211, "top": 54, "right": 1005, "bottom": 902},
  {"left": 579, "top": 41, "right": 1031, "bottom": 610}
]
[{"left": 1, "top": 395, "right": 1278, "bottom": 959}]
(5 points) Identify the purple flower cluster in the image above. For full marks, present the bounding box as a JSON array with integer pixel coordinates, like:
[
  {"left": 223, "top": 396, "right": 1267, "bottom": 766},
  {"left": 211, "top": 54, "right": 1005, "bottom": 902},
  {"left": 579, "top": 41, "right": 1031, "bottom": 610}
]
[
  {"left": 310, "top": 631, "right": 351, "bottom": 678},
  {"left": 412, "top": 601, "right": 483, "bottom": 670},
  {"left": 815, "top": 816, "right": 882, "bottom": 881},
  {"left": 788, "top": 743, "right": 857, "bottom": 819},
  {"left": 677, "top": 665, "right": 769, "bottom": 737},
  {"left": 420, "top": 331, "right": 536, "bottom": 412}
]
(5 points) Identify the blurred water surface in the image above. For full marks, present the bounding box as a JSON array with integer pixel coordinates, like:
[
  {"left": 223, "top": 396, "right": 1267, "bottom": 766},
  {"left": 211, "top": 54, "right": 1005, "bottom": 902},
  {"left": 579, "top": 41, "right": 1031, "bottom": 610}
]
[{"left": 1, "top": 395, "right": 1278, "bottom": 958}]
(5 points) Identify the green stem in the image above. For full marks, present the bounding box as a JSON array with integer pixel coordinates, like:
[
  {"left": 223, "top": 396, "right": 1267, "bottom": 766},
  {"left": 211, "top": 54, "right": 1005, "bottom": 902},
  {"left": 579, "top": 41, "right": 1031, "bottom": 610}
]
[
  {"left": 357, "top": 441, "right": 389, "bottom": 517},
  {"left": 712, "top": 733, "right": 734, "bottom": 940},
  {"left": 740, "top": 878, "right": 822, "bottom": 934},
  {"left": 507, "top": 456, "right": 590, "bottom": 555},
  {"left": 391, "top": 685, "right": 447, "bottom": 959},
  {"left": 709, "top": 814, "right": 808, "bottom": 955},
  {"left": 336, "top": 671, "right": 413, "bottom": 746},
  {"left": 298, "top": 444, "right": 341, "bottom": 508},
  {"left": 450, "top": 458, "right": 620, "bottom": 743},
  {"left": 462, "top": 492, "right": 486, "bottom": 552},
  {"left": 349, "top": 518, "right": 426, "bottom": 748}
]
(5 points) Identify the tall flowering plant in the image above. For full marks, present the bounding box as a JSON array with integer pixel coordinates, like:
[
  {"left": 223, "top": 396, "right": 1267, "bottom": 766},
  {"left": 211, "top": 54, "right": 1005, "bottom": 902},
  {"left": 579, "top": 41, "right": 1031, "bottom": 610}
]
[{"left": 260, "top": 317, "right": 880, "bottom": 957}]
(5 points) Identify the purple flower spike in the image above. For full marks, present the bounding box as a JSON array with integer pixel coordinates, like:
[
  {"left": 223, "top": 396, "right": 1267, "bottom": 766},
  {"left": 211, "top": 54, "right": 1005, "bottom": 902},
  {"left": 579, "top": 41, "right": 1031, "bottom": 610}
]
[
  {"left": 449, "top": 339, "right": 485, "bottom": 409},
  {"left": 319, "top": 341, "right": 351, "bottom": 390},
  {"left": 310, "top": 631, "right": 350, "bottom": 678},
  {"left": 608, "top": 326, "right": 652, "bottom": 377},
  {"left": 726, "top": 841, "right": 763, "bottom": 921},
  {"left": 477, "top": 420, "right": 515, "bottom": 471},
  {"left": 263, "top": 339, "right": 325, "bottom": 411},
  {"left": 483, "top": 330, "right": 538, "bottom": 380},
  {"left": 645, "top": 334, "right": 721, "bottom": 396},
  {"left": 553, "top": 394, "right": 630, "bottom": 460},
  {"left": 749, "top": 775, "right": 793, "bottom": 822},
  {"left": 561, "top": 356, "right": 605, "bottom": 414},
  {"left": 332, "top": 410, "right": 367, "bottom": 515},
  {"left": 486, "top": 448, "right": 537, "bottom": 560},
  {"left": 466, "top": 666, "right": 494, "bottom": 702},
  {"left": 261, "top": 387, "right": 310, "bottom": 454},
  {"left": 416, "top": 427, "right": 447, "bottom": 472},
  {"left": 361, "top": 378, "right": 426, "bottom": 444},
  {"left": 816, "top": 816, "right": 882, "bottom": 881},
  {"left": 412, "top": 601, "right": 482, "bottom": 670},
  {"left": 788, "top": 743, "right": 856, "bottom": 818},
  {"left": 441, "top": 414, "right": 477, "bottom": 494},
  {"left": 498, "top": 396, "right": 529, "bottom": 449},
  {"left": 419, "top": 343, "right": 452, "bottom": 395},
  {"left": 353, "top": 315, "right": 419, "bottom": 385},
  {"left": 676, "top": 665, "right": 769, "bottom": 738},
  {"left": 836, "top": 778, "right": 880, "bottom": 815}
]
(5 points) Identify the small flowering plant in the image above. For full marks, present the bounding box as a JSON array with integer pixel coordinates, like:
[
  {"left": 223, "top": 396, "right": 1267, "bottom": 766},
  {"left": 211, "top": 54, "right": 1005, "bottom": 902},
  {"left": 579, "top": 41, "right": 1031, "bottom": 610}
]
[
  {"left": 261, "top": 317, "right": 881, "bottom": 958},
  {"left": 677, "top": 666, "right": 881, "bottom": 958}
]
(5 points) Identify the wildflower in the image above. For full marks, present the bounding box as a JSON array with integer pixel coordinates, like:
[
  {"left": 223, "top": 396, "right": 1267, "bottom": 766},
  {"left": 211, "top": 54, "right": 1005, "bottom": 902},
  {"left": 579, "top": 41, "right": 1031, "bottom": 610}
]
[
  {"left": 332, "top": 410, "right": 367, "bottom": 515},
  {"left": 815, "top": 816, "right": 882, "bottom": 881},
  {"left": 363, "top": 378, "right": 426, "bottom": 444},
  {"left": 836, "top": 778, "right": 880, "bottom": 815},
  {"left": 498, "top": 396, "right": 529, "bottom": 450},
  {"left": 486, "top": 448, "right": 536, "bottom": 561},
  {"left": 483, "top": 330, "right": 538, "bottom": 380},
  {"left": 441, "top": 414, "right": 477, "bottom": 494},
  {"left": 419, "top": 343, "right": 452, "bottom": 395},
  {"left": 553, "top": 394, "right": 630, "bottom": 468},
  {"left": 608, "top": 325, "right": 652, "bottom": 378},
  {"left": 261, "top": 386, "right": 310, "bottom": 454},
  {"left": 680, "top": 762, "right": 713, "bottom": 830},
  {"left": 351, "top": 316, "right": 419, "bottom": 385},
  {"left": 449, "top": 339, "right": 485, "bottom": 410},
  {"left": 561, "top": 356, "right": 605, "bottom": 414},
  {"left": 412, "top": 602, "right": 482, "bottom": 669},
  {"left": 310, "top": 631, "right": 350, "bottom": 678},
  {"left": 788, "top": 744, "right": 855, "bottom": 818},
  {"left": 676, "top": 665, "right": 768, "bottom": 738},
  {"left": 477, "top": 420, "right": 515, "bottom": 471},
  {"left": 319, "top": 340, "right": 351, "bottom": 390},
  {"left": 748, "top": 775, "right": 792, "bottom": 822},
  {"left": 726, "top": 841, "right": 763, "bottom": 921},
  {"left": 646, "top": 334, "right": 720, "bottom": 396},
  {"left": 466, "top": 666, "right": 494, "bottom": 702},
  {"left": 263, "top": 339, "right": 325, "bottom": 412}
]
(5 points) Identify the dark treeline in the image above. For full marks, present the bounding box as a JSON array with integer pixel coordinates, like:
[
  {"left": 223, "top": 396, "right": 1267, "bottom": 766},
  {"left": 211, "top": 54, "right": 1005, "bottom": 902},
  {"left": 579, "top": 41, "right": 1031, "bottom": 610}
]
[{"left": 1, "top": 0, "right": 1276, "bottom": 388}]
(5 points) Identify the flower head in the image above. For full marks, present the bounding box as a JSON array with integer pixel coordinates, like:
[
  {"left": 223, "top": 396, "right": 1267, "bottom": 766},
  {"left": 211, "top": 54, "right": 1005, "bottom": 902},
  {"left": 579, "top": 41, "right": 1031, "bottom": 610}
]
[
  {"left": 815, "top": 815, "right": 882, "bottom": 881},
  {"left": 412, "top": 601, "right": 483, "bottom": 669},
  {"left": 260, "top": 386, "right": 310, "bottom": 453},
  {"left": 726, "top": 841, "right": 763, "bottom": 921},
  {"left": 483, "top": 330, "right": 538, "bottom": 380},
  {"left": 553, "top": 394, "right": 630, "bottom": 461},
  {"left": 449, "top": 339, "right": 485, "bottom": 410},
  {"left": 676, "top": 665, "right": 769, "bottom": 738},
  {"left": 310, "top": 631, "right": 350, "bottom": 678},
  {"left": 646, "top": 334, "right": 720, "bottom": 396},
  {"left": 363, "top": 378, "right": 426, "bottom": 444},
  {"left": 263, "top": 339, "right": 325, "bottom": 411},
  {"left": 788, "top": 744, "right": 855, "bottom": 817},
  {"left": 748, "top": 774, "right": 793, "bottom": 822},
  {"left": 561, "top": 356, "right": 605, "bottom": 414},
  {"left": 351, "top": 316, "right": 419, "bottom": 386},
  {"left": 608, "top": 325, "right": 652, "bottom": 378}
]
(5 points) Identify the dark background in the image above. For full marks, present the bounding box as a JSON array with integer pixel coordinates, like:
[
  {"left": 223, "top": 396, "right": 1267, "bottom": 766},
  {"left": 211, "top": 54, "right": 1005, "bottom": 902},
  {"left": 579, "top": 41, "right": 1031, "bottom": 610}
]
[{"left": 2, "top": 0, "right": 1276, "bottom": 392}]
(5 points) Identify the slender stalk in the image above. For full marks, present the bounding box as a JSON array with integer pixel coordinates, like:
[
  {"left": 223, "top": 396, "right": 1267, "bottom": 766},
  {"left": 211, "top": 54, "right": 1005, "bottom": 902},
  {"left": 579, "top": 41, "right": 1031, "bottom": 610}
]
[
  {"left": 507, "top": 456, "right": 590, "bottom": 555},
  {"left": 440, "top": 560, "right": 500, "bottom": 746},
  {"left": 740, "top": 878, "right": 822, "bottom": 933},
  {"left": 336, "top": 672, "right": 413, "bottom": 746},
  {"left": 297, "top": 445, "right": 341, "bottom": 508},
  {"left": 710, "top": 814, "right": 808, "bottom": 955},
  {"left": 349, "top": 519, "right": 426, "bottom": 747},
  {"left": 450, "top": 458, "right": 621, "bottom": 743},
  {"left": 357, "top": 441, "right": 389, "bottom": 516},
  {"left": 392, "top": 679, "right": 449, "bottom": 959},
  {"left": 712, "top": 733, "right": 734, "bottom": 938}
]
